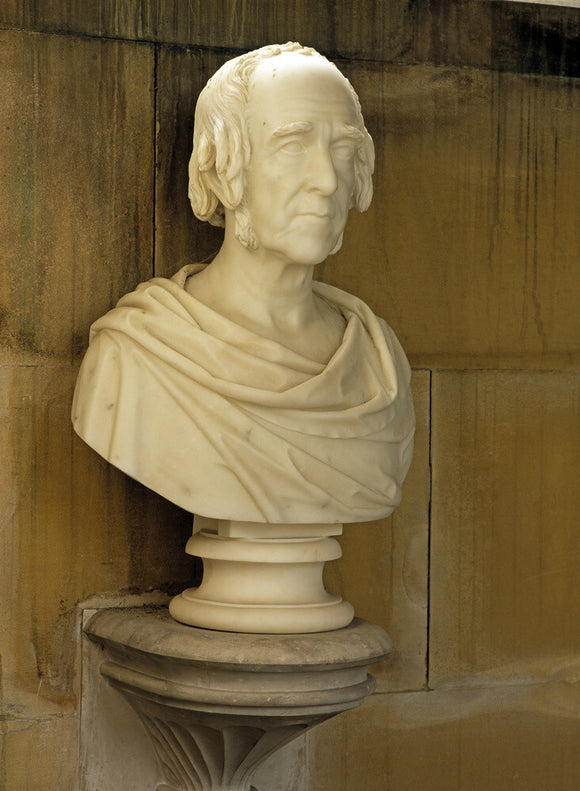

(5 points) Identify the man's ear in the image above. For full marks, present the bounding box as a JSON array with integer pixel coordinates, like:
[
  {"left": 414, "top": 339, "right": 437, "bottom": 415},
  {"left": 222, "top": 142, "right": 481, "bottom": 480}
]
[{"left": 204, "top": 167, "right": 242, "bottom": 213}]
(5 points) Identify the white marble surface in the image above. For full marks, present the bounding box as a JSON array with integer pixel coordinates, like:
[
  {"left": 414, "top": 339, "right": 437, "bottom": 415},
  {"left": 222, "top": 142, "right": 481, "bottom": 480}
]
[
  {"left": 72, "top": 44, "right": 414, "bottom": 526},
  {"left": 168, "top": 516, "right": 353, "bottom": 632}
]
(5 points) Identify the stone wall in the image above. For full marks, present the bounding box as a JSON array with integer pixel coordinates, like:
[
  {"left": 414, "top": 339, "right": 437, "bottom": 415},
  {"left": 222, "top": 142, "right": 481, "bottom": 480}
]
[{"left": 1, "top": 2, "right": 578, "bottom": 789}]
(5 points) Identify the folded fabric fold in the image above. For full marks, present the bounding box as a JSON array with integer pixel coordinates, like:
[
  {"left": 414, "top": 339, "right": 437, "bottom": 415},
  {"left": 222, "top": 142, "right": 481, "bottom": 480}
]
[{"left": 72, "top": 264, "right": 415, "bottom": 523}]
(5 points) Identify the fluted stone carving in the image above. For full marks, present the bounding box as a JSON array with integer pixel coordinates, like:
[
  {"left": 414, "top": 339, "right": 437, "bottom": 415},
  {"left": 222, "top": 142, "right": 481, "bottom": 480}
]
[
  {"left": 121, "top": 712, "right": 312, "bottom": 791},
  {"left": 85, "top": 607, "right": 392, "bottom": 791}
]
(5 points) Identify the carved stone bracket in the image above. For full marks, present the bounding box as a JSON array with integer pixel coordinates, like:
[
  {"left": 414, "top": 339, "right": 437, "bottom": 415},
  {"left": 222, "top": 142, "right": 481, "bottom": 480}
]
[{"left": 85, "top": 607, "right": 392, "bottom": 791}]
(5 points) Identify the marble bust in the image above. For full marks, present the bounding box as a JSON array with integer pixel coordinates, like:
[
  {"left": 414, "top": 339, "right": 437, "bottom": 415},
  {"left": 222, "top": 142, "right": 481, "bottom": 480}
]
[{"left": 72, "top": 43, "right": 415, "bottom": 527}]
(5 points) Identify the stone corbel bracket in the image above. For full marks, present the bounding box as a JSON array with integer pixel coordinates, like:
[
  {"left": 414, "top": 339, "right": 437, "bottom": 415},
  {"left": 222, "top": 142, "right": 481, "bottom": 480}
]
[{"left": 85, "top": 607, "right": 392, "bottom": 791}]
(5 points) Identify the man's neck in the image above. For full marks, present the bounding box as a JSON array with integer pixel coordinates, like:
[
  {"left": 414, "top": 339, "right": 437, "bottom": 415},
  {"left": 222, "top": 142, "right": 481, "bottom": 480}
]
[
  {"left": 185, "top": 229, "right": 346, "bottom": 363},
  {"left": 188, "top": 230, "right": 320, "bottom": 330}
]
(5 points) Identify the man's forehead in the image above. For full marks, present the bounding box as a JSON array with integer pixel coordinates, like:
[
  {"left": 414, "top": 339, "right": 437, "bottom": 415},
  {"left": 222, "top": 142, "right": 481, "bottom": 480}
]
[
  {"left": 250, "top": 55, "right": 351, "bottom": 98},
  {"left": 247, "top": 58, "right": 357, "bottom": 131},
  {"left": 251, "top": 51, "right": 341, "bottom": 80}
]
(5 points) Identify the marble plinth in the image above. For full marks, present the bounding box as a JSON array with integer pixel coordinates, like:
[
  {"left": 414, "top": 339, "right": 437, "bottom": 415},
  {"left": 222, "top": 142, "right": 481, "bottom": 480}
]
[
  {"left": 170, "top": 519, "right": 354, "bottom": 634},
  {"left": 84, "top": 607, "right": 392, "bottom": 791}
]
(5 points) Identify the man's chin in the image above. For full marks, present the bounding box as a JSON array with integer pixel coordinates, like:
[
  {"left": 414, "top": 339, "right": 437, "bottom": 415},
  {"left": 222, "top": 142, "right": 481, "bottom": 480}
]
[{"left": 286, "top": 234, "right": 344, "bottom": 266}]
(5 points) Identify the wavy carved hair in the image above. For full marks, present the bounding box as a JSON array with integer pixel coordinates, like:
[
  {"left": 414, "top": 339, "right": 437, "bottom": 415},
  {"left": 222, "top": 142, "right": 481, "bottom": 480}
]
[{"left": 188, "top": 42, "right": 375, "bottom": 250}]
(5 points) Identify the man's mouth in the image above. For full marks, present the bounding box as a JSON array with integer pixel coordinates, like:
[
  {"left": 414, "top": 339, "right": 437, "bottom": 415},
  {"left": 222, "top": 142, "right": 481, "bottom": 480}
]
[{"left": 298, "top": 211, "right": 333, "bottom": 219}]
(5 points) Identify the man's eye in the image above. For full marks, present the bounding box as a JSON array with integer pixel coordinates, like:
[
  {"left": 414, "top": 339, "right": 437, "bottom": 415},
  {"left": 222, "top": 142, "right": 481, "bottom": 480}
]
[
  {"left": 332, "top": 142, "right": 356, "bottom": 159},
  {"left": 279, "top": 140, "right": 305, "bottom": 155}
]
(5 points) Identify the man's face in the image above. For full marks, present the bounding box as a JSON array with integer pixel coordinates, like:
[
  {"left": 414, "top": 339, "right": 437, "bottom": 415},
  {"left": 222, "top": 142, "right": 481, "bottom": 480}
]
[{"left": 243, "top": 54, "right": 361, "bottom": 266}]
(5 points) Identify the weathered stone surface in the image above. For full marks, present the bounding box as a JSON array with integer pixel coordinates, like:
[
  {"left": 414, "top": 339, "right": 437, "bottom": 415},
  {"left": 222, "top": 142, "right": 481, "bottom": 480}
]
[
  {"left": 81, "top": 610, "right": 307, "bottom": 791},
  {"left": 324, "top": 371, "right": 429, "bottom": 692},
  {"left": 430, "top": 371, "right": 580, "bottom": 685},
  {"left": 0, "top": 366, "right": 193, "bottom": 719},
  {"left": 489, "top": 1, "right": 580, "bottom": 77},
  {"left": 0, "top": 716, "right": 79, "bottom": 791},
  {"left": 156, "top": 52, "right": 579, "bottom": 369},
  {"left": 0, "top": 9, "right": 577, "bottom": 790},
  {"left": 82, "top": 607, "right": 389, "bottom": 790},
  {"left": 308, "top": 682, "right": 580, "bottom": 791},
  {"left": 326, "top": 64, "right": 580, "bottom": 370},
  {"left": 414, "top": 0, "right": 580, "bottom": 78},
  {"left": 2, "top": 2, "right": 578, "bottom": 76},
  {"left": 155, "top": 47, "right": 232, "bottom": 277},
  {"left": 0, "top": 0, "right": 414, "bottom": 61},
  {"left": 85, "top": 607, "right": 392, "bottom": 671},
  {"left": 0, "top": 30, "right": 154, "bottom": 365}
]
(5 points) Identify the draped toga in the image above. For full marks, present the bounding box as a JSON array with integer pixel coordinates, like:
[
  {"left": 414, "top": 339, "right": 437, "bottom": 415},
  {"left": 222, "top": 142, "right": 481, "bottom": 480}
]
[{"left": 72, "top": 264, "right": 415, "bottom": 524}]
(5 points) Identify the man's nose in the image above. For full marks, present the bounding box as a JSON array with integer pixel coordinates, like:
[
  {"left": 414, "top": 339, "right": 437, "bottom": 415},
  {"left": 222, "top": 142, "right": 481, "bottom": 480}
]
[{"left": 308, "top": 146, "right": 338, "bottom": 195}]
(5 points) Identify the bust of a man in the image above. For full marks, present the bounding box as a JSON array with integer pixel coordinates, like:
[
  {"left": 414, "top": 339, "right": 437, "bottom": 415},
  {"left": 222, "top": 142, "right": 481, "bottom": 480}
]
[{"left": 72, "top": 43, "right": 414, "bottom": 525}]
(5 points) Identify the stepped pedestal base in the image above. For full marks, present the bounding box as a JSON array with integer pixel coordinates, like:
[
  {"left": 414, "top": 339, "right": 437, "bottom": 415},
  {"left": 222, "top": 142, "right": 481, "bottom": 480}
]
[
  {"left": 169, "top": 518, "right": 354, "bottom": 634},
  {"left": 85, "top": 607, "right": 392, "bottom": 791}
]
